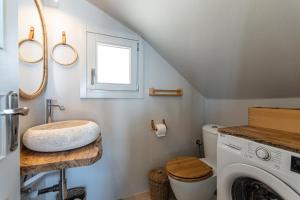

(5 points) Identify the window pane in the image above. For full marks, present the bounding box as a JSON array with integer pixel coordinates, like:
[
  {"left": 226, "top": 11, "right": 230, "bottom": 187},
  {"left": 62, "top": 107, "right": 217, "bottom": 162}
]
[{"left": 97, "top": 43, "right": 131, "bottom": 84}]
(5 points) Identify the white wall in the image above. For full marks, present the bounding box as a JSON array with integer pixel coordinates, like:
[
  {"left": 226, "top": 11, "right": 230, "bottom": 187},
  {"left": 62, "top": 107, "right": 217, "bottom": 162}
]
[
  {"left": 205, "top": 98, "right": 300, "bottom": 126},
  {"left": 19, "top": 0, "right": 205, "bottom": 199}
]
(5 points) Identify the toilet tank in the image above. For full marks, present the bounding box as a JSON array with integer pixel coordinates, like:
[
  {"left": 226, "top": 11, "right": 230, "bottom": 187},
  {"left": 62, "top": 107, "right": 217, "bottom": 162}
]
[{"left": 202, "top": 124, "right": 221, "bottom": 168}]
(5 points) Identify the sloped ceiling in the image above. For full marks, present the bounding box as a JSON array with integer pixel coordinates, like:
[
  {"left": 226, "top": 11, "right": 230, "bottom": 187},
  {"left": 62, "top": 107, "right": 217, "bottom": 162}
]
[{"left": 88, "top": 0, "right": 300, "bottom": 99}]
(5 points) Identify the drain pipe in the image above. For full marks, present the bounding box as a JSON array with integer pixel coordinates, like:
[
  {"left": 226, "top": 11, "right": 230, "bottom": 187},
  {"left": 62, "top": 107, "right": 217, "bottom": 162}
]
[
  {"left": 22, "top": 172, "right": 49, "bottom": 189},
  {"left": 196, "top": 139, "right": 204, "bottom": 158},
  {"left": 22, "top": 184, "right": 60, "bottom": 199}
]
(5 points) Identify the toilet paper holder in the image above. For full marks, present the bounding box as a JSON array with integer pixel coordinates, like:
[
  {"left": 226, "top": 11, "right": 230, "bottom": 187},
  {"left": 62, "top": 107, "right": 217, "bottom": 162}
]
[{"left": 151, "top": 119, "right": 168, "bottom": 131}]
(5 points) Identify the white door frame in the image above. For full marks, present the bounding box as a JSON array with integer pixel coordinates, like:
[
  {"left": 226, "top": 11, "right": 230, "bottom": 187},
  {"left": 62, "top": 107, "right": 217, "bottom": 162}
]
[{"left": 0, "top": 0, "right": 21, "bottom": 199}]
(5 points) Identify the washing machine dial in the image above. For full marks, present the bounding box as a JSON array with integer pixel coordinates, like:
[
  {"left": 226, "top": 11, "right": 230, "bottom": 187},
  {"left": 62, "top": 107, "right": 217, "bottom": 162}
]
[{"left": 256, "top": 147, "right": 271, "bottom": 161}]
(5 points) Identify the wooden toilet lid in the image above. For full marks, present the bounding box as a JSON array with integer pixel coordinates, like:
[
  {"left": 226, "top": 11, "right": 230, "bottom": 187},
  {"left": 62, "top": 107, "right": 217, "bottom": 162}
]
[{"left": 166, "top": 157, "right": 213, "bottom": 182}]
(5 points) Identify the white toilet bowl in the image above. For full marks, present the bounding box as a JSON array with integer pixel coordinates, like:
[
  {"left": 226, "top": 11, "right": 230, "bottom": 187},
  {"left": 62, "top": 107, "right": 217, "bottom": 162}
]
[{"left": 166, "top": 124, "right": 220, "bottom": 200}]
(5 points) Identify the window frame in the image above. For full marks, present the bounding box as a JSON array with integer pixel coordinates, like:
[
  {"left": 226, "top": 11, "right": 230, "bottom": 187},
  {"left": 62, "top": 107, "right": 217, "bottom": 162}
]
[{"left": 81, "top": 28, "right": 144, "bottom": 99}]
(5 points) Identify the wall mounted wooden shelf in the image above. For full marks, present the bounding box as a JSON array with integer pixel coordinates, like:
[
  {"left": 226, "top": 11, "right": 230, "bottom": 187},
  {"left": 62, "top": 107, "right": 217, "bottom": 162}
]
[{"left": 20, "top": 137, "right": 102, "bottom": 176}]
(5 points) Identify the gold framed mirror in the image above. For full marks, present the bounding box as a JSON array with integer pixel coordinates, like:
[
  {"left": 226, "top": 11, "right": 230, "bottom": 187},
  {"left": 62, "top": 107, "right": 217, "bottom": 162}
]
[{"left": 20, "top": 0, "right": 48, "bottom": 100}]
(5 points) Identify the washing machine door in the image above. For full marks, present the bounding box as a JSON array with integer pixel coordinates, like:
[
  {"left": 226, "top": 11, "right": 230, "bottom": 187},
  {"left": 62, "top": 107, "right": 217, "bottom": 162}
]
[{"left": 218, "top": 163, "right": 300, "bottom": 200}]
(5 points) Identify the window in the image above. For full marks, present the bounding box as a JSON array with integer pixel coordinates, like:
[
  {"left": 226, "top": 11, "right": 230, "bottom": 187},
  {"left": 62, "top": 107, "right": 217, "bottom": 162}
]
[
  {"left": 97, "top": 44, "right": 131, "bottom": 84},
  {"left": 81, "top": 31, "right": 143, "bottom": 98}
]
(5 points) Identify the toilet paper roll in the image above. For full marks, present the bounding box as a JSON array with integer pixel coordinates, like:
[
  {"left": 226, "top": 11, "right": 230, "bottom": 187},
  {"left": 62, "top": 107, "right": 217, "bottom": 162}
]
[{"left": 155, "top": 123, "right": 167, "bottom": 137}]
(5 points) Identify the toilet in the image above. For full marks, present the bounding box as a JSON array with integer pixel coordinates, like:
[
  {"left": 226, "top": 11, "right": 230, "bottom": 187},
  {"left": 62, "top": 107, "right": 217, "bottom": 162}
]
[{"left": 166, "top": 124, "right": 220, "bottom": 200}]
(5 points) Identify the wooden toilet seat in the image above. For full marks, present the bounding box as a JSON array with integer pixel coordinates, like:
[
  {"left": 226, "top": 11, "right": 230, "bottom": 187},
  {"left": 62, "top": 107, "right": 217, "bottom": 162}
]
[{"left": 166, "top": 156, "right": 213, "bottom": 182}]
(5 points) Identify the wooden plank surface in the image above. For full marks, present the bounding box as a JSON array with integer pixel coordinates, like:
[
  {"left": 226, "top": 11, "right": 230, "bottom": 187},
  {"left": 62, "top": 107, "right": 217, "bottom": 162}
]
[
  {"left": 21, "top": 137, "right": 102, "bottom": 176},
  {"left": 218, "top": 126, "right": 300, "bottom": 153},
  {"left": 249, "top": 107, "right": 300, "bottom": 134}
]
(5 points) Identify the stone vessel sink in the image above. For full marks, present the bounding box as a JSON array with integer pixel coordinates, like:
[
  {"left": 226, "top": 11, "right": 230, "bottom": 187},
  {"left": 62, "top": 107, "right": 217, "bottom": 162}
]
[{"left": 22, "top": 120, "right": 100, "bottom": 152}]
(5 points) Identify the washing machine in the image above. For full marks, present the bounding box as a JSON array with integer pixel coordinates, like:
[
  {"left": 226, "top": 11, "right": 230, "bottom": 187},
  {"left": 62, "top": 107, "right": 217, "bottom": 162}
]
[{"left": 217, "top": 133, "right": 300, "bottom": 200}]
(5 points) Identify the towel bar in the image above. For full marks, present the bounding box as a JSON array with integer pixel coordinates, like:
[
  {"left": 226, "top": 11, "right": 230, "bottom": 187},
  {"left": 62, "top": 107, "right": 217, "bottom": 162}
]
[{"left": 149, "top": 88, "right": 183, "bottom": 96}]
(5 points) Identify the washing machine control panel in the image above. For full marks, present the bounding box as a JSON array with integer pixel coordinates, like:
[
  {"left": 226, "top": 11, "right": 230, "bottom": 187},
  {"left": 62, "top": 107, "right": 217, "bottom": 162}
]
[
  {"left": 256, "top": 147, "right": 271, "bottom": 161},
  {"left": 247, "top": 142, "right": 282, "bottom": 169}
]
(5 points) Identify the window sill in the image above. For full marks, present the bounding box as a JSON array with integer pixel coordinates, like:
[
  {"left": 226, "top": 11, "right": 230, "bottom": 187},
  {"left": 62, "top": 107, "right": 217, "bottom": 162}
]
[{"left": 80, "top": 88, "right": 144, "bottom": 99}]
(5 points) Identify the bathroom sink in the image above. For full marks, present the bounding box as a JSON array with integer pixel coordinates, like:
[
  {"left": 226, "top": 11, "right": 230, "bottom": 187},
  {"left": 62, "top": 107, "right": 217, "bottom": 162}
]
[{"left": 22, "top": 120, "right": 100, "bottom": 152}]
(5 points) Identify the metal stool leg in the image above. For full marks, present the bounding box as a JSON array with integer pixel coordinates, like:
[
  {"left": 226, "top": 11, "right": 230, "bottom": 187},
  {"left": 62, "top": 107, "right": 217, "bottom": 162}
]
[{"left": 58, "top": 169, "right": 67, "bottom": 200}]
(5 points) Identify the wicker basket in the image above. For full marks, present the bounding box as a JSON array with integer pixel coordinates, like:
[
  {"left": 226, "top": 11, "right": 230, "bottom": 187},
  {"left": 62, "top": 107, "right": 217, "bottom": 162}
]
[{"left": 148, "top": 169, "right": 170, "bottom": 200}]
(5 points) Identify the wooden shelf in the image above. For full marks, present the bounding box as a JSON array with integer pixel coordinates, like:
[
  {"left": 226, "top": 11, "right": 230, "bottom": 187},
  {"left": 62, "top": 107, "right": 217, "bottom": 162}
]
[
  {"left": 249, "top": 107, "right": 300, "bottom": 134},
  {"left": 218, "top": 126, "right": 300, "bottom": 154},
  {"left": 21, "top": 137, "right": 102, "bottom": 176}
]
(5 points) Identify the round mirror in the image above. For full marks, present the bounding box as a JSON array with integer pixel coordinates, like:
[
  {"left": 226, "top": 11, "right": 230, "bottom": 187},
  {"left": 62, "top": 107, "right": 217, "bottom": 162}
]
[{"left": 19, "top": 0, "right": 48, "bottom": 100}]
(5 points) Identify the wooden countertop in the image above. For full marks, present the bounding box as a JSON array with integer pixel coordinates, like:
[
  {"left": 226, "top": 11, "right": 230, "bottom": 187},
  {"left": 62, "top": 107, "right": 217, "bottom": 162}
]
[
  {"left": 218, "top": 126, "right": 300, "bottom": 154},
  {"left": 21, "top": 137, "right": 102, "bottom": 176}
]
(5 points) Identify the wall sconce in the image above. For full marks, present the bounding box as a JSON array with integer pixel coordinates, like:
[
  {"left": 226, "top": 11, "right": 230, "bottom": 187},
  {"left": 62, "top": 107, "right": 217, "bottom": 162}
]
[{"left": 42, "top": 0, "right": 59, "bottom": 7}]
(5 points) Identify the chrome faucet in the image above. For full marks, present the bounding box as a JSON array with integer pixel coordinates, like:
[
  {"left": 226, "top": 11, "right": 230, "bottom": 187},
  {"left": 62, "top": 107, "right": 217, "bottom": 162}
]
[{"left": 46, "top": 99, "right": 65, "bottom": 123}]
